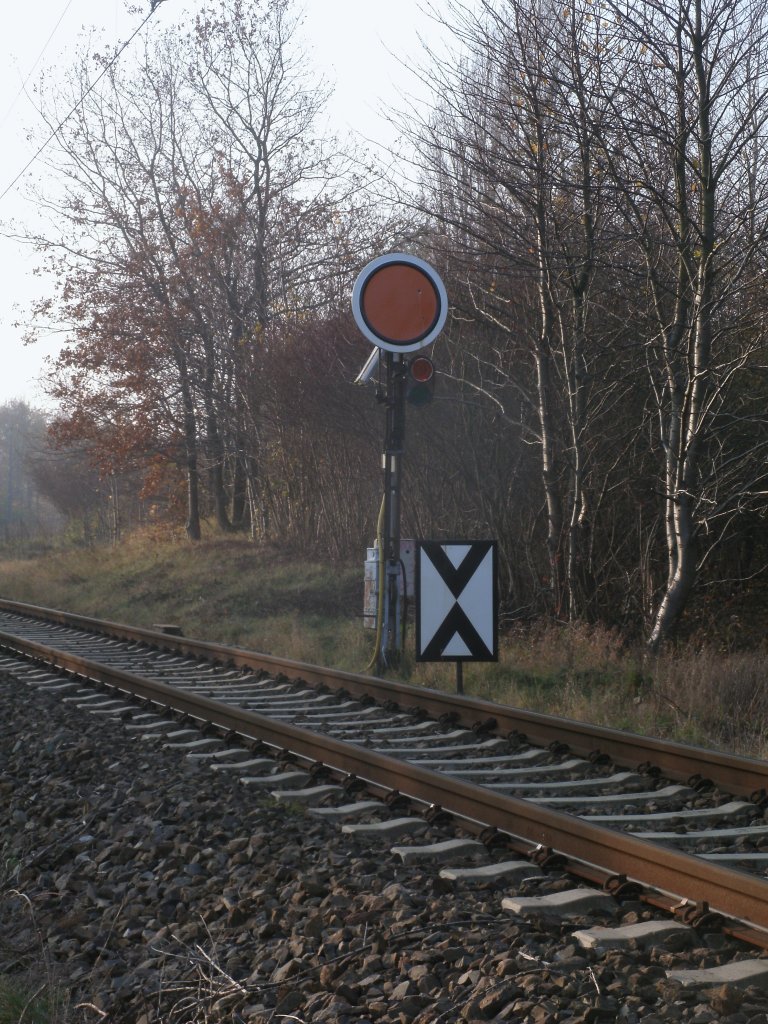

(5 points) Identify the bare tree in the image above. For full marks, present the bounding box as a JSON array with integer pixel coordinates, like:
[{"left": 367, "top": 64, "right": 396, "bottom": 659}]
[
  {"left": 398, "top": 0, "right": 768, "bottom": 641},
  {"left": 26, "top": 0, "right": 374, "bottom": 542},
  {"left": 594, "top": 0, "right": 768, "bottom": 647},
  {"left": 397, "top": 0, "right": 629, "bottom": 619}
]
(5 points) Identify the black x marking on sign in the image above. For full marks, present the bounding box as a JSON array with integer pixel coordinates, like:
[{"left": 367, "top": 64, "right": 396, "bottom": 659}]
[{"left": 416, "top": 541, "right": 497, "bottom": 662}]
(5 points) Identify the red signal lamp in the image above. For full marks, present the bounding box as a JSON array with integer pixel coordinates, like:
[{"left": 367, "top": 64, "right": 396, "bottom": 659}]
[{"left": 406, "top": 355, "right": 435, "bottom": 406}]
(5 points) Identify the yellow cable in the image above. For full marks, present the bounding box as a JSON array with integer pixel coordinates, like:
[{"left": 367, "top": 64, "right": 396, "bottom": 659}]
[{"left": 364, "top": 493, "right": 386, "bottom": 674}]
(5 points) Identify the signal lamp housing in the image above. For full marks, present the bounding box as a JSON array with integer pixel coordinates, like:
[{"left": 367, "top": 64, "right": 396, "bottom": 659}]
[{"left": 406, "top": 355, "right": 436, "bottom": 406}]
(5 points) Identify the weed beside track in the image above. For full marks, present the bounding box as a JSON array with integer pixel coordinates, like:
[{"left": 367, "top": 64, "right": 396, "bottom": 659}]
[{"left": 0, "top": 532, "right": 765, "bottom": 758}]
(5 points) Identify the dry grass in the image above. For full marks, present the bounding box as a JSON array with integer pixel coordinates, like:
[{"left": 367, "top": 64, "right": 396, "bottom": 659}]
[
  {"left": 0, "top": 892, "right": 76, "bottom": 1024},
  {"left": 0, "top": 974, "right": 72, "bottom": 1024},
  {"left": 649, "top": 650, "right": 768, "bottom": 757},
  {"left": 426, "top": 622, "right": 768, "bottom": 760},
  {"left": 0, "top": 529, "right": 765, "bottom": 758}
]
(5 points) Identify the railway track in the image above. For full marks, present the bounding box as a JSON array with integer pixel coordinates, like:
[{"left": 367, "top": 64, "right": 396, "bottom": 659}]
[{"left": 2, "top": 597, "right": 768, "bottom": 962}]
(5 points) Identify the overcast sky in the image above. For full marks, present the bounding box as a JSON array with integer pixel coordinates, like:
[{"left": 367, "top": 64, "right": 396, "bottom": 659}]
[{"left": 0, "top": 0, "right": 447, "bottom": 410}]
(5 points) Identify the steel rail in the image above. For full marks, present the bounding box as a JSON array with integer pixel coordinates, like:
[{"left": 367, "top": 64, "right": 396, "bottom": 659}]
[
  {"left": 3, "top": 627, "right": 768, "bottom": 944},
  {"left": 0, "top": 599, "right": 766, "bottom": 799}
]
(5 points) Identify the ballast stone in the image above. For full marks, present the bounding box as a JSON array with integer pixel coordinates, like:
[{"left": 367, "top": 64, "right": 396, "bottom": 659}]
[{"left": 7, "top": 674, "right": 768, "bottom": 1023}]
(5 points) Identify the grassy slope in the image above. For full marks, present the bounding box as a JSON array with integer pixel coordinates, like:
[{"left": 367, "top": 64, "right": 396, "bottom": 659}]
[
  {"left": 0, "top": 535, "right": 367, "bottom": 669},
  {"left": 0, "top": 531, "right": 765, "bottom": 759}
]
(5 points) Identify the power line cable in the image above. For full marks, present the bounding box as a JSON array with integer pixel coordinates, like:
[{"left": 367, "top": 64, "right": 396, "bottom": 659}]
[
  {"left": 0, "top": 2, "right": 165, "bottom": 208},
  {"left": 0, "top": 0, "right": 75, "bottom": 131}
]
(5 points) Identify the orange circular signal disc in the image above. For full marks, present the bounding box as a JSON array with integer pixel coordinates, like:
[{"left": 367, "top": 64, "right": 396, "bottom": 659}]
[{"left": 361, "top": 263, "right": 440, "bottom": 344}]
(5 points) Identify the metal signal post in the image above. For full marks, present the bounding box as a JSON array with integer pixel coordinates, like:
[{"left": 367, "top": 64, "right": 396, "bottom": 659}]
[
  {"left": 380, "top": 352, "right": 406, "bottom": 668},
  {"left": 351, "top": 253, "right": 448, "bottom": 674}
]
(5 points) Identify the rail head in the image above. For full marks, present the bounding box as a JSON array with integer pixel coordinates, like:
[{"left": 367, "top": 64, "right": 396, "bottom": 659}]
[
  {"left": 4, "top": 622, "right": 768, "bottom": 942},
  {"left": 0, "top": 597, "right": 766, "bottom": 798}
]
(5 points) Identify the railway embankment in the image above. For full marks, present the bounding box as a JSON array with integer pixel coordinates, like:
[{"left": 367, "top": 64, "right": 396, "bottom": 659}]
[
  {"left": 1, "top": 534, "right": 767, "bottom": 760},
  {"left": 3, "top": 670, "right": 768, "bottom": 1023}
]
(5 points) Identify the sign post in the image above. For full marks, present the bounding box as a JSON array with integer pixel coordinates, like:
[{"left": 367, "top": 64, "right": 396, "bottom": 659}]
[
  {"left": 415, "top": 541, "right": 498, "bottom": 692},
  {"left": 352, "top": 254, "right": 447, "bottom": 671}
]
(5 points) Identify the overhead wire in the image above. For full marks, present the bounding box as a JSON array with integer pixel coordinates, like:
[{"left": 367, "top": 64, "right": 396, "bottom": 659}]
[
  {"left": 0, "top": 0, "right": 75, "bottom": 131},
  {"left": 0, "top": 2, "right": 166, "bottom": 208}
]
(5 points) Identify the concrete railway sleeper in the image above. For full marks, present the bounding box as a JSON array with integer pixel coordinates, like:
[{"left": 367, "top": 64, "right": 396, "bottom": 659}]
[
  {"left": 3, "top": 675, "right": 768, "bottom": 1024},
  {"left": 0, "top": 602, "right": 768, "bottom": 954}
]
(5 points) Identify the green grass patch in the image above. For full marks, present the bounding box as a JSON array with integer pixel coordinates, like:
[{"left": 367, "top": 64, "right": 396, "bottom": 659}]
[
  {"left": 0, "top": 529, "right": 765, "bottom": 759},
  {"left": 0, "top": 975, "right": 71, "bottom": 1024}
]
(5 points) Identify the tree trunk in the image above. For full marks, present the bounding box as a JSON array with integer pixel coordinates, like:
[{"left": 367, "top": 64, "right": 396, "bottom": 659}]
[
  {"left": 535, "top": 191, "right": 565, "bottom": 617},
  {"left": 647, "top": 0, "right": 716, "bottom": 648},
  {"left": 201, "top": 331, "right": 233, "bottom": 532},
  {"left": 179, "top": 356, "right": 201, "bottom": 542},
  {"left": 648, "top": 493, "right": 697, "bottom": 650}
]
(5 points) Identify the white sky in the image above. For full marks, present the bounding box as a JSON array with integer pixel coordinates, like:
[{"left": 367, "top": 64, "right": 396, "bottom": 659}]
[{"left": 0, "top": 0, "right": 448, "bottom": 410}]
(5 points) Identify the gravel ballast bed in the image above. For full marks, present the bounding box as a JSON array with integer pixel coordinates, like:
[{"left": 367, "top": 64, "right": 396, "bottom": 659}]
[{"left": 2, "top": 672, "right": 768, "bottom": 1023}]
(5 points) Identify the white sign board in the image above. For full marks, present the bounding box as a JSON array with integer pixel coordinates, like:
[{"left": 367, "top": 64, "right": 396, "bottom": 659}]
[{"left": 415, "top": 541, "right": 498, "bottom": 662}]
